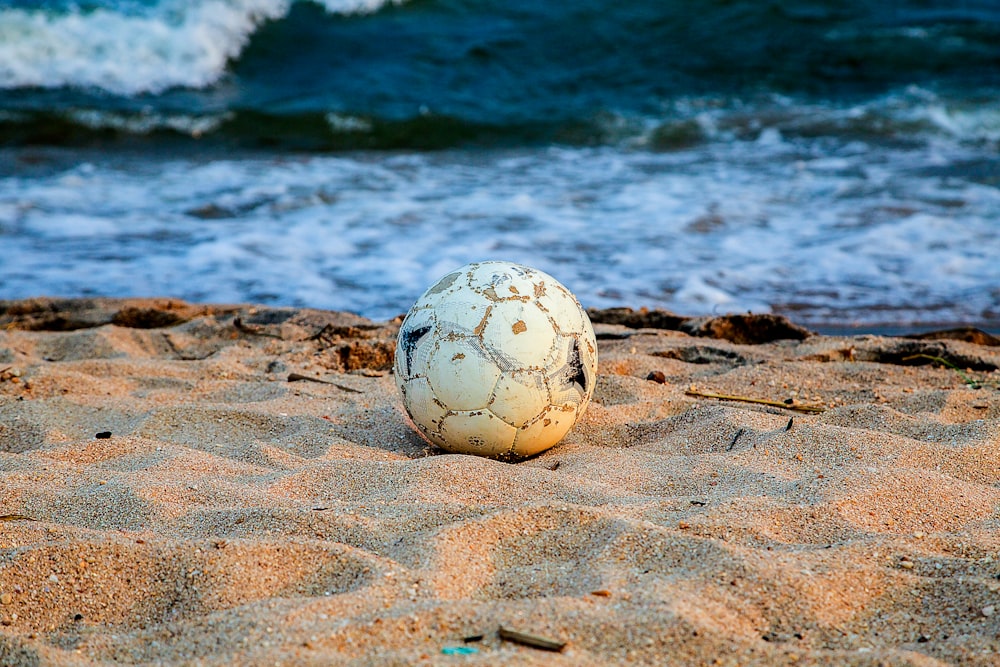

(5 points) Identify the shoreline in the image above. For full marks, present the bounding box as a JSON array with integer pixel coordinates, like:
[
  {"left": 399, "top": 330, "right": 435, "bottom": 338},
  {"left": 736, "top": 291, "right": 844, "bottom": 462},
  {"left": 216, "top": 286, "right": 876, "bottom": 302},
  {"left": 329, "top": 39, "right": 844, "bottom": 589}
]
[
  {"left": 4, "top": 295, "right": 999, "bottom": 340},
  {"left": 2, "top": 297, "right": 999, "bottom": 666}
]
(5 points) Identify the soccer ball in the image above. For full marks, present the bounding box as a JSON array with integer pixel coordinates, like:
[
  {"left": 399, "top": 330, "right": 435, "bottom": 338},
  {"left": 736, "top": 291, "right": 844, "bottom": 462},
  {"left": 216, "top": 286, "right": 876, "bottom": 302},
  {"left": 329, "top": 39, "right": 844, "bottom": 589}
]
[{"left": 394, "top": 261, "right": 598, "bottom": 459}]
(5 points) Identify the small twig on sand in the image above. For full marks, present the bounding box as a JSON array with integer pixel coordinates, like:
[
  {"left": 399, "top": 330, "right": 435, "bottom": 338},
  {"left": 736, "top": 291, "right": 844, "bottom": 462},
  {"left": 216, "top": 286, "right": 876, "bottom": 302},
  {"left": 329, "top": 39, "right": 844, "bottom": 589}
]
[
  {"left": 233, "top": 317, "right": 283, "bottom": 339},
  {"left": 902, "top": 354, "right": 983, "bottom": 389},
  {"left": 728, "top": 428, "right": 745, "bottom": 451},
  {"left": 0, "top": 514, "right": 36, "bottom": 522},
  {"left": 287, "top": 373, "right": 362, "bottom": 393},
  {"left": 685, "top": 389, "right": 826, "bottom": 413},
  {"left": 498, "top": 626, "right": 567, "bottom": 652}
]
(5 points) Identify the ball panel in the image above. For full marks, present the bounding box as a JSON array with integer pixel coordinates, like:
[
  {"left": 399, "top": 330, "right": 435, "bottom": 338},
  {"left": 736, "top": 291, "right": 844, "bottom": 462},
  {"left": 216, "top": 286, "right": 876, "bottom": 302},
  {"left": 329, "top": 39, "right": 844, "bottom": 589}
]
[
  {"left": 408, "top": 421, "right": 448, "bottom": 449},
  {"left": 439, "top": 410, "right": 517, "bottom": 457},
  {"left": 399, "top": 376, "right": 448, "bottom": 434},
  {"left": 434, "top": 298, "right": 493, "bottom": 341},
  {"left": 424, "top": 336, "right": 501, "bottom": 411},
  {"left": 546, "top": 334, "right": 597, "bottom": 408},
  {"left": 480, "top": 300, "right": 557, "bottom": 370},
  {"left": 464, "top": 261, "right": 540, "bottom": 302},
  {"left": 424, "top": 270, "right": 463, "bottom": 297},
  {"left": 395, "top": 307, "right": 437, "bottom": 379},
  {"left": 535, "top": 290, "right": 587, "bottom": 336},
  {"left": 512, "top": 404, "right": 578, "bottom": 457},
  {"left": 489, "top": 370, "right": 549, "bottom": 427}
]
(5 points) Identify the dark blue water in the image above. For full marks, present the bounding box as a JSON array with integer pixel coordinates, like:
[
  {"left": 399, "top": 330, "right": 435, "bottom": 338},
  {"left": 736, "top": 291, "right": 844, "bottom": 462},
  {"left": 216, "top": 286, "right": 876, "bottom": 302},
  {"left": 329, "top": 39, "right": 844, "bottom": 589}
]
[{"left": 2, "top": 0, "right": 999, "bottom": 150}]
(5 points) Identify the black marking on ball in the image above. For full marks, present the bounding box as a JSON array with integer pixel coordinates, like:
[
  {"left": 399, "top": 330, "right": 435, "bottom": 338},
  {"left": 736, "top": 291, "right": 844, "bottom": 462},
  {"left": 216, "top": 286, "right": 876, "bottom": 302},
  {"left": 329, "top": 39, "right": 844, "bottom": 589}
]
[
  {"left": 565, "top": 337, "right": 588, "bottom": 395},
  {"left": 399, "top": 324, "right": 432, "bottom": 375}
]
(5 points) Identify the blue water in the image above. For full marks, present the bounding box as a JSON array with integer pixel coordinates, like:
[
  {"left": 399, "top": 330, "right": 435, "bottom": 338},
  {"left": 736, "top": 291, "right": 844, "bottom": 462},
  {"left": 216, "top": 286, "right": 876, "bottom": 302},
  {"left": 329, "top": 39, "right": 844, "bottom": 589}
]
[{"left": 1, "top": 0, "right": 999, "bottom": 330}]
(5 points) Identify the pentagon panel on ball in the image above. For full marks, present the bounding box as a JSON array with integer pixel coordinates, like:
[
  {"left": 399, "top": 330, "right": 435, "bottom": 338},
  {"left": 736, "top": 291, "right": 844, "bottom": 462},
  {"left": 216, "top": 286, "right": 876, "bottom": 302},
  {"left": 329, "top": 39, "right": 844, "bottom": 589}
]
[{"left": 394, "top": 261, "right": 598, "bottom": 460}]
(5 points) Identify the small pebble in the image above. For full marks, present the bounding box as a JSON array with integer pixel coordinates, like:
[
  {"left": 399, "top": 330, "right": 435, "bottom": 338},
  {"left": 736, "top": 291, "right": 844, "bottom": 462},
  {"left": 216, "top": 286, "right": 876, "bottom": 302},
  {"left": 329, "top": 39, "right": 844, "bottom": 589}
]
[
  {"left": 0, "top": 593, "right": 12, "bottom": 605},
  {"left": 983, "top": 605, "right": 995, "bottom": 617},
  {"left": 95, "top": 431, "right": 112, "bottom": 439},
  {"left": 645, "top": 371, "right": 666, "bottom": 384}
]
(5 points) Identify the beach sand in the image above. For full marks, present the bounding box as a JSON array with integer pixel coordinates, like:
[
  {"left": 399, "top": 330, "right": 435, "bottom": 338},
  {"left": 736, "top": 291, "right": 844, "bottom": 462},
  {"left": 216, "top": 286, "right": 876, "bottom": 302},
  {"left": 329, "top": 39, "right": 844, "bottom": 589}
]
[{"left": 1, "top": 298, "right": 999, "bottom": 666}]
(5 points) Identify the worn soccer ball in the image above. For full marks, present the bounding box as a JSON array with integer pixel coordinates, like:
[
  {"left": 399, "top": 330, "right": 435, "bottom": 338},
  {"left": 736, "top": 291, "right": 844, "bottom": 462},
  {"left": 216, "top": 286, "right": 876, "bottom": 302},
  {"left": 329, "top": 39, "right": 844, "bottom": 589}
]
[{"left": 394, "top": 261, "right": 598, "bottom": 459}]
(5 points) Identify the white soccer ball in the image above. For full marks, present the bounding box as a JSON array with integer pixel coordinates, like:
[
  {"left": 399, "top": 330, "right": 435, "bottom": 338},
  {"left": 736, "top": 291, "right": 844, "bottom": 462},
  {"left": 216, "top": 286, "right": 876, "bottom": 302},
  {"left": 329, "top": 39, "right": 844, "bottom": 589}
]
[{"left": 394, "top": 261, "right": 598, "bottom": 459}]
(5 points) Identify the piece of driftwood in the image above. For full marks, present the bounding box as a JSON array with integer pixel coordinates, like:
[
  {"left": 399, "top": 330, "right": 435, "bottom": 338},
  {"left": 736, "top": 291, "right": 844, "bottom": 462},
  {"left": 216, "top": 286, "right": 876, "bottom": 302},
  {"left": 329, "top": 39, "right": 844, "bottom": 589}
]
[
  {"left": 685, "top": 389, "right": 826, "bottom": 413},
  {"left": 498, "top": 626, "right": 567, "bottom": 652}
]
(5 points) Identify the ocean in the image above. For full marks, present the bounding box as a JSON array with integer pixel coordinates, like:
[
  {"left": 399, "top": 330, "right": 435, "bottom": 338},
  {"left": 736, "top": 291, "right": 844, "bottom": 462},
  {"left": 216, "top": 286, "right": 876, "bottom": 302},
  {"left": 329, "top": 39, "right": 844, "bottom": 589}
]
[{"left": 1, "top": 0, "right": 999, "bottom": 331}]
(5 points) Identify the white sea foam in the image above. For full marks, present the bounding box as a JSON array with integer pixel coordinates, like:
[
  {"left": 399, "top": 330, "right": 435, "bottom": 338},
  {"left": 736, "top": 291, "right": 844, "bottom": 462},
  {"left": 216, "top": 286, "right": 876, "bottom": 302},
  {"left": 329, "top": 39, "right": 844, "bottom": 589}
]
[
  {"left": 314, "top": 0, "right": 404, "bottom": 13},
  {"left": 68, "top": 109, "right": 234, "bottom": 137},
  {"left": 0, "top": 0, "right": 404, "bottom": 94},
  {"left": 642, "top": 88, "right": 1000, "bottom": 149},
  {"left": 2, "top": 131, "right": 998, "bottom": 328}
]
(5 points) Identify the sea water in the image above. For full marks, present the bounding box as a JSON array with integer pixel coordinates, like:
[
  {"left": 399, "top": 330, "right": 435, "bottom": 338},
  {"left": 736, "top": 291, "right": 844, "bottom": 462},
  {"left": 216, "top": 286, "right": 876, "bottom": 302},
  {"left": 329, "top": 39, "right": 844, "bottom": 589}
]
[{"left": 1, "top": 0, "right": 999, "bottom": 330}]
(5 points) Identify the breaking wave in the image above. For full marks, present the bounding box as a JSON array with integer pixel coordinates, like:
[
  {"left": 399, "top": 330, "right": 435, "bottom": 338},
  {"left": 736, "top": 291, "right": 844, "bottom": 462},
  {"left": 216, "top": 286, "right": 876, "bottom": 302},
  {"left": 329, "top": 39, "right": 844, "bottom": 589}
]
[{"left": 0, "top": 0, "right": 404, "bottom": 95}]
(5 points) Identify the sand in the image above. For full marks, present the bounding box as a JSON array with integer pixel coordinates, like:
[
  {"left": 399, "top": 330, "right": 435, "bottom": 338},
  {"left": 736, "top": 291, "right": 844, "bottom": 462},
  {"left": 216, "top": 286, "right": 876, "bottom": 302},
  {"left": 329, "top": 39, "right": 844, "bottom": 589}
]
[{"left": 1, "top": 298, "right": 999, "bottom": 666}]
